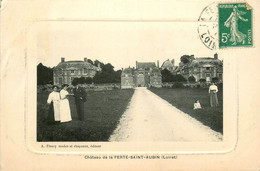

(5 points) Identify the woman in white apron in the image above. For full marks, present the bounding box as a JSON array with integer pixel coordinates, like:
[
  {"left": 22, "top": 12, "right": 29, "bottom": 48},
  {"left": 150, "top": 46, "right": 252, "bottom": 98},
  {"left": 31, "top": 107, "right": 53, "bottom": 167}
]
[
  {"left": 60, "top": 84, "right": 72, "bottom": 122},
  {"left": 47, "top": 85, "right": 60, "bottom": 124}
]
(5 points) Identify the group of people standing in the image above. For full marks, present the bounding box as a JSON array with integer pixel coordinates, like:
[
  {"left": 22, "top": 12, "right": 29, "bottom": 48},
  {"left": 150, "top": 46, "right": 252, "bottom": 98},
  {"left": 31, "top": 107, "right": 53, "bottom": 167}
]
[{"left": 46, "top": 82, "right": 87, "bottom": 124}]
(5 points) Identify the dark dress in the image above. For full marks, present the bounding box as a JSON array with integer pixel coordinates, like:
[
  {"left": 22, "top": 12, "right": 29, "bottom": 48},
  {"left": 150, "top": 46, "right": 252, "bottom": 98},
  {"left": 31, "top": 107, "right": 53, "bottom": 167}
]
[
  {"left": 73, "top": 87, "right": 87, "bottom": 121},
  {"left": 209, "top": 90, "right": 219, "bottom": 107},
  {"left": 47, "top": 102, "right": 55, "bottom": 124}
]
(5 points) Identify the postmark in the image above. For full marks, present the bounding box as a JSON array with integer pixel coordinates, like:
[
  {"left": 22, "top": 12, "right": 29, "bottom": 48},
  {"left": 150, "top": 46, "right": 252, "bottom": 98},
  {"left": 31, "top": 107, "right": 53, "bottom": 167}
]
[
  {"left": 218, "top": 3, "right": 253, "bottom": 48},
  {"left": 198, "top": 2, "right": 218, "bottom": 50}
]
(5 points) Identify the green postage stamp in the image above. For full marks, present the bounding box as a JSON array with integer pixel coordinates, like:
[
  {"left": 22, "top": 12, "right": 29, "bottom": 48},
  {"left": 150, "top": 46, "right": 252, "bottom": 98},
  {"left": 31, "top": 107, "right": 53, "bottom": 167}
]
[{"left": 218, "top": 3, "right": 253, "bottom": 48}]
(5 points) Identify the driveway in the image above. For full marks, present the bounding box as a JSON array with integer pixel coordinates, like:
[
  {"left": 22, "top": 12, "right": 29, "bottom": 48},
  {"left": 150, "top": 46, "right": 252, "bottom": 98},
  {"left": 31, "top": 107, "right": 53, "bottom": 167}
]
[{"left": 109, "top": 87, "right": 222, "bottom": 141}]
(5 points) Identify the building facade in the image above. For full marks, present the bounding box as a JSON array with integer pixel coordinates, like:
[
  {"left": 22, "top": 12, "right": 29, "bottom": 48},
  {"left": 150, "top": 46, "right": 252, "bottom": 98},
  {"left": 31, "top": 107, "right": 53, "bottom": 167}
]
[
  {"left": 176, "top": 53, "right": 223, "bottom": 83},
  {"left": 121, "top": 61, "right": 162, "bottom": 89},
  {"left": 53, "top": 58, "right": 101, "bottom": 86}
]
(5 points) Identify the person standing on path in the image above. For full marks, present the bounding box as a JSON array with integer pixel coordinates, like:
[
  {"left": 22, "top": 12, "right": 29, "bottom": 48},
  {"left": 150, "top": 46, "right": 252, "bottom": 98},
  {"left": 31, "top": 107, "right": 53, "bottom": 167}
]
[
  {"left": 59, "top": 84, "right": 72, "bottom": 122},
  {"left": 73, "top": 82, "right": 87, "bottom": 121},
  {"left": 209, "top": 82, "right": 219, "bottom": 107}
]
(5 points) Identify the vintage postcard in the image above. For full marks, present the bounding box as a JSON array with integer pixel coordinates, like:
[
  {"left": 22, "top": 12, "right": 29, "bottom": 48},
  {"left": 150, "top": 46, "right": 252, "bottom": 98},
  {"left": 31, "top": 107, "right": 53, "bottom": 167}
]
[{"left": 1, "top": 0, "right": 260, "bottom": 170}]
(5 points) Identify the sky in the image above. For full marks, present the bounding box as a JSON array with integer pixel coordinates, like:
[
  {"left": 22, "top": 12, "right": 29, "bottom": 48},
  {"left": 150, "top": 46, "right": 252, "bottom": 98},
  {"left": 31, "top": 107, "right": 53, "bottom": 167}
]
[{"left": 37, "top": 21, "right": 223, "bottom": 70}]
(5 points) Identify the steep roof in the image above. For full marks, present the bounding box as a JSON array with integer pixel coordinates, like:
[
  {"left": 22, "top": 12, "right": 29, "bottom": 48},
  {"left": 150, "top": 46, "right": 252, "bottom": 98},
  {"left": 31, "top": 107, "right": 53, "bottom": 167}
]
[
  {"left": 161, "top": 59, "right": 174, "bottom": 68},
  {"left": 136, "top": 62, "right": 156, "bottom": 69},
  {"left": 189, "top": 58, "right": 222, "bottom": 67},
  {"left": 54, "top": 61, "right": 101, "bottom": 71}
]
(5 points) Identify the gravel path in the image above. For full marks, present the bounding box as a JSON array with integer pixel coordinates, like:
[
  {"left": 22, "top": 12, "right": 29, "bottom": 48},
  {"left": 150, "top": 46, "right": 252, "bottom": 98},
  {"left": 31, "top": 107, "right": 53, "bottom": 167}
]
[{"left": 109, "top": 87, "right": 223, "bottom": 142}]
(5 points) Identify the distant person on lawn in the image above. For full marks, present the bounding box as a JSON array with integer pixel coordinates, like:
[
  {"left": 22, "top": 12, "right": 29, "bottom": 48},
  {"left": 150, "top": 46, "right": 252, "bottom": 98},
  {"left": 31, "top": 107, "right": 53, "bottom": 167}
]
[
  {"left": 60, "top": 84, "right": 72, "bottom": 122},
  {"left": 193, "top": 100, "right": 202, "bottom": 109},
  {"left": 73, "top": 82, "right": 87, "bottom": 121},
  {"left": 209, "top": 82, "right": 219, "bottom": 107},
  {"left": 47, "top": 85, "right": 60, "bottom": 124}
]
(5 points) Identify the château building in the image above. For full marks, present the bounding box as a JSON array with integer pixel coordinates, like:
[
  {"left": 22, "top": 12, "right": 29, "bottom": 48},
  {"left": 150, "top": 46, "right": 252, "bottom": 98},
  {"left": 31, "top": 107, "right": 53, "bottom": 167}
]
[
  {"left": 121, "top": 61, "right": 162, "bottom": 89},
  {"left": 176, "top": 53, "right": 223, "bottom": 83},
  {"left": 53, "top": 58, "right": 101, "bottom": 86}
]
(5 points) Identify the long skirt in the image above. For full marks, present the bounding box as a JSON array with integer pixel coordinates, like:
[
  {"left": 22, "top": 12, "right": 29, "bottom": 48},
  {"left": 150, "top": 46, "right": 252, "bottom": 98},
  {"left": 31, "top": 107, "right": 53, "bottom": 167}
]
[
  {"left": 209, "top": 91, "right": 219, "bottom": 107},
  {"left": 47, "top": 102, "right": 60, "bottom": 124},
  {"left": 60, "top": 99, "right": 72, "bottom": 122}
]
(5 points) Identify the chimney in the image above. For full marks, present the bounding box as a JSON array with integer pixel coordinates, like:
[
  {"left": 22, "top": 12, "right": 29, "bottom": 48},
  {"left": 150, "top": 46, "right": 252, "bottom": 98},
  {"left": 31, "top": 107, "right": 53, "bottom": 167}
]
[
  {"left": 136, "top": 61, "right": 138, "bottom": 68},
  {"left": 61, "top": 57, "right": 65, "bottom": 62},
  {"left": 214, "top": 53, "right": 218, "bottom": 59},
  {"left": 157, "top": 60, "right": 159, "bottom": 68},
  {"left": 84, "top": 58, "right": 87, "bottom": 62},
  {"left": 171, "top": 59, "right": 175, "bottom": 66}
]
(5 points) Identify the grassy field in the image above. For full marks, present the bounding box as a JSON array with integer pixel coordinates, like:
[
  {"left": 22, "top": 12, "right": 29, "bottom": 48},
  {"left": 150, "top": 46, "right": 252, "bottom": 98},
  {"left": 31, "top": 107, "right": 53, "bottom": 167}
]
[
  {"left": 37, "top": 89, "right": 134, "bottom": 141},
  {"left": 149, "top": 87, "right": 223, "bottom": 134}
]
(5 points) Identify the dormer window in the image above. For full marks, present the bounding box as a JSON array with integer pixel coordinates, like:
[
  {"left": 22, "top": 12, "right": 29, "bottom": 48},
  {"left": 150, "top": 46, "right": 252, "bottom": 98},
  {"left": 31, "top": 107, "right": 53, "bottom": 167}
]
[
  {"left": 84, "top": 68, "right": 88, "bottom": 73},
  {"left": 71, "top": 70, "right": 75, "bottom": 74}
]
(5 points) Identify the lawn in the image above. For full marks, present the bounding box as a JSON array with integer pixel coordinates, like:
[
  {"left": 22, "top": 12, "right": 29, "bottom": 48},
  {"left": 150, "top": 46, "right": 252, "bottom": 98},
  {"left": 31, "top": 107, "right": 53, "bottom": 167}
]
[
  {"left": 149, "top": 87, "right": 223, "bottom": 134},
  {"left": 37, "top": 89, "right": 134, "bottom": 141}
]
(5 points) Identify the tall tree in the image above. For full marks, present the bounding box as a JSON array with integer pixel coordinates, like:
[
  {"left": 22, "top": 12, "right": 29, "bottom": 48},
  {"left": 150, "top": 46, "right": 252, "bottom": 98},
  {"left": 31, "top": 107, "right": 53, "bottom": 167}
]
[
  {"left": 180, "top": 55, "right": 192, "bottom": 64},
  {"left": 161, "top": 69, "right": 174, "bottom": 82},
  {"left": 37, "top": 63, "right": 53, "bottom": 85}
]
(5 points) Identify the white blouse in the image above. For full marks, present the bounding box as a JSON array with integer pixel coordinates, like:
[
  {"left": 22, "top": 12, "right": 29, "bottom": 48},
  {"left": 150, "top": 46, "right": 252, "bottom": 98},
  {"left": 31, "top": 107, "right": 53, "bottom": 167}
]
[
  {"left": 209, "top": 85, "right": 218, "bottom": 93},
  {"left": 60, "top": 89, "right": 69, "bottom": 100},
  {"left": 47, "top": 91, "right": 60, "bottom": 104}
]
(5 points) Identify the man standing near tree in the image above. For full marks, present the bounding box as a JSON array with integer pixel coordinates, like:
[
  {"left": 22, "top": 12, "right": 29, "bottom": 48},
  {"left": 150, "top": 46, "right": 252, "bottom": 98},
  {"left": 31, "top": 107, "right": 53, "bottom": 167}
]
[{"left": 73, "top": 82, "right": 87, "bottom": 121}]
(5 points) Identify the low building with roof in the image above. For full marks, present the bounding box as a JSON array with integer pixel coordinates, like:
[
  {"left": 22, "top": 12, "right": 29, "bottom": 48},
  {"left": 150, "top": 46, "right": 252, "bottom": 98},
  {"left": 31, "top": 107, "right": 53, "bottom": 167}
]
[
  {"left": 176, "top": 53, "right": 223, "bottom": 83},
  {"left": 53, "top": 58, "right": 101, "bottom": 86},
  {"left": 121, "top": 61, "right": 162, "bottom": 89}
]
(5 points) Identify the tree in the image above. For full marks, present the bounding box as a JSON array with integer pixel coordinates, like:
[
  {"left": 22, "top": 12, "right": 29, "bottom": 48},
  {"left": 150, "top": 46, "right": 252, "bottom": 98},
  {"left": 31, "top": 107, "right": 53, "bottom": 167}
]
[
  {"left": 180, "top": 55, "right": 191, "bottom": 64},
  {"left": 102, "top": 63, "right": 114, "bottom": 73},
  {"left": 87, "top": 59, "right": 94, "bottom": 65},
  {"left": 37, "top": 63, "right": 53, "bottom": 85},
  {"left": 161, "top": 69, "right": 174, "bottom": 82},
  {"left": 93, "top": 62, "right": 122, "bottom": 84},
  {"left": 94, "top": 60, "right": 104, "bottom": 68}
]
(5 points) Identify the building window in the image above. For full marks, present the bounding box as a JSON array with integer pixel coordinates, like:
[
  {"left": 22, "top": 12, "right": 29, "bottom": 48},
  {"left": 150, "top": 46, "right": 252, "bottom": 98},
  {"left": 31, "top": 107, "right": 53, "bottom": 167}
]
[
  {"left": 206, "top": 67, "right": 210, "bottom": 70},
  {"left": 71, "top": 70, "right": 75, "bottom": 74},
  {"left": 59, "top": 78, "right": 62, "bottom": 85},
  {"left": 84, "top": 68, "right": 88, "bottom": 74}
]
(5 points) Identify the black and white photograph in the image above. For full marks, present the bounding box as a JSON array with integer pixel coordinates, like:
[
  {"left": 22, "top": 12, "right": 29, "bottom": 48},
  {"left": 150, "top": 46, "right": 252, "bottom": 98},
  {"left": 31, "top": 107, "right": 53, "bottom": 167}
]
[{"left": 36, "top": 22, "right": 224, "bottom": 142}]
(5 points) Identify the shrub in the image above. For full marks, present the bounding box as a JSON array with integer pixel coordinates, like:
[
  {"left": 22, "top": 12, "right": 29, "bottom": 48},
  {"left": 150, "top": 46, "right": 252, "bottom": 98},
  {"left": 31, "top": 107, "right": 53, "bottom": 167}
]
[
  {"left": 172, "top": 82, "right": 184, "bottom": 88},
  {"left": 72, "top": 77, "right": 93, "bottom": 85},
  {"left": 212, "top": 77, "right": 219, "bottom": 83},
  {"left": 188, "top": 76, "right": 196, "bottom": 83},
  {"left": 199, "top": 78, "right": 206, "bottom": 83},
  {"left": 173, "top": 74, "right": 187, "bottom": 82}
]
